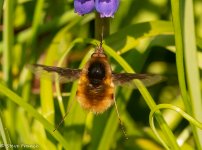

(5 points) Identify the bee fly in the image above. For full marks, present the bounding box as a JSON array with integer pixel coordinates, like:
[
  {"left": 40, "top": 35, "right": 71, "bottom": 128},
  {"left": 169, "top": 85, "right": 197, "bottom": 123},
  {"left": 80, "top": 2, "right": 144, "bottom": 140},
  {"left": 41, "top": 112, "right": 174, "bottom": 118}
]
[{"left": 32, "top": 40, "right": 163, "bottom": 136}]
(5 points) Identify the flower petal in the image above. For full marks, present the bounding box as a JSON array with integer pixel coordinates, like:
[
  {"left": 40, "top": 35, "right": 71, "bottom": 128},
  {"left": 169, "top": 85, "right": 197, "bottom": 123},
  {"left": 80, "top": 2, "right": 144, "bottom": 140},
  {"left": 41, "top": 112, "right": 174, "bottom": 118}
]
[
  {"left": 74, "top": 0, "right": 95, "bottom": 15},
  {"left": 95, "top": 0, "right": 119, "bottom": 18}
]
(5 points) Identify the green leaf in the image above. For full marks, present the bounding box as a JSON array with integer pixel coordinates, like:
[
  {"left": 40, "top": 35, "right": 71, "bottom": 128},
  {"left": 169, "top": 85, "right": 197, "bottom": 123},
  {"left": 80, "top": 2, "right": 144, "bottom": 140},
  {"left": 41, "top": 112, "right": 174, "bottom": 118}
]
[{"left": 0, "top": 83, "right": 69, "bottom": 149}]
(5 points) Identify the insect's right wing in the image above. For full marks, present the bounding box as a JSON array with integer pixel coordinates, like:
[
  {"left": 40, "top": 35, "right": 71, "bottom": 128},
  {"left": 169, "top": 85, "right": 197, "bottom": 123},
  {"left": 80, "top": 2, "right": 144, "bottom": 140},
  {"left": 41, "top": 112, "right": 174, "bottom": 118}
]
[
  {"left": 112, "top": 72, "right": 164, "bottom": 89},
  {"left": 29, "top": 64, "right": 81, "bottom": 83}
]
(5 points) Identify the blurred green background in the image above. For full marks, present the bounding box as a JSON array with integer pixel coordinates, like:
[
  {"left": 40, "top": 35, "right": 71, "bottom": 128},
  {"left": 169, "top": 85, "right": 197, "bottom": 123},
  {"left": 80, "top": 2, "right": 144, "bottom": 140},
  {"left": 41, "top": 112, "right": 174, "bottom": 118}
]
[{"left": 0, "top": 0, "right": 202, "bottom": 150}]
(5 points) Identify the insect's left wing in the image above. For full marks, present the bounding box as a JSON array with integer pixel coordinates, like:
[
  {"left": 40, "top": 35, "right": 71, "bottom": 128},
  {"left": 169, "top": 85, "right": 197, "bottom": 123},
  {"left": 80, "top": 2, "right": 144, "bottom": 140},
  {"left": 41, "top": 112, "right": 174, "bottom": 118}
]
[
  {"left": 30, "top": 64, "right": 81, "bottom": 82},
  {"left": 112, "top": 72, "right": 164, "bottom": 89}
]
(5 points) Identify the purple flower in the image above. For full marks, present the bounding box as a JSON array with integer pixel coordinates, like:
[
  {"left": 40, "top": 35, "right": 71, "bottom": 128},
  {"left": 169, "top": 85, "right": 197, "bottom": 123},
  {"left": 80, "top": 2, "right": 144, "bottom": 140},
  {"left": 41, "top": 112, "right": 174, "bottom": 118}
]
[
  {"left": 95, "top": 0, "right": 119, "bottom": 18},
  {"left": 74, "top": 0, "right": 119, "bottom": 18},
  {"left": 74, "top": 0, "right": 95, "bottom": 16}
]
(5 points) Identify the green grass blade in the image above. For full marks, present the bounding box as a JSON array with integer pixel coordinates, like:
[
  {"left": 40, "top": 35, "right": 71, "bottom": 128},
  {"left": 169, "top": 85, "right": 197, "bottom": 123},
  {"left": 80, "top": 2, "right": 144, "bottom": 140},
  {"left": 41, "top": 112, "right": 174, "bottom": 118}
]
[
  {"left": 150, "top": 104, "right": 202, "bottom": 131},
  {"left": 0, "top": 111, "right": 12, "bottom": 150},
  {"left": 0, "top": 83, "right": 69, "bottom": 149},
  {"left": 3, "top": 0, "right": 14, "bottom": 86},
  {"left": 184, "top": 0, "right": 202, "bottom": 147},
  {"left": 171, "top": 0, "right": 202, "bottom": 149},
  {"left": 40, "top": 79, "right": 54, "bottom": 123},
  {"left": 150, "top": 104, "right": 202, "bottom": 149},
  {"left": 55, "top": 38, "right": 84, "bottom": 117},
  {"left": 171, "top": 0, "right": 190, "bottom": 115},
  {"left": 2, "top": 0, "right": 15, "bottom": 141},
  {"left": 28, "top": 0, "right": 44, "bottom": 46}
]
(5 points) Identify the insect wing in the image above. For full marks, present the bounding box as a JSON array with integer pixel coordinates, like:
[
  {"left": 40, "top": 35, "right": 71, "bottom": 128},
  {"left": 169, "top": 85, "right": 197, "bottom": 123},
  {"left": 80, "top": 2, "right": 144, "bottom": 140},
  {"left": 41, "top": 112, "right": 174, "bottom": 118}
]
[
  {"left": 112, "top": 72, "right": 164, "bottom": 89},
  {"left": 29, "top": 64, "right": 81, "bottom": 83}
]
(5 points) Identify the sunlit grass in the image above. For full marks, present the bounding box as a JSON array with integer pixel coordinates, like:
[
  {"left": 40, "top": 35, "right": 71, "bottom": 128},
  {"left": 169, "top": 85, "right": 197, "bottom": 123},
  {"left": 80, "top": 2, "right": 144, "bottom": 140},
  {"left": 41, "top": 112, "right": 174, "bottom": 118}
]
[{"left": 0, "top": 0, "right": 202, "bottom": 150}]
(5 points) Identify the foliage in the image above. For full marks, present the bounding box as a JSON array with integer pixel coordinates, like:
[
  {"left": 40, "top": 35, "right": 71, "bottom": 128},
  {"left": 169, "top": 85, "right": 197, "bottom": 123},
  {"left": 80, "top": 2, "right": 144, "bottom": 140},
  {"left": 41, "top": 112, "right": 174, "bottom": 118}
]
[{"left": 0, "top": 0, "right": 202, "bottom": 149}]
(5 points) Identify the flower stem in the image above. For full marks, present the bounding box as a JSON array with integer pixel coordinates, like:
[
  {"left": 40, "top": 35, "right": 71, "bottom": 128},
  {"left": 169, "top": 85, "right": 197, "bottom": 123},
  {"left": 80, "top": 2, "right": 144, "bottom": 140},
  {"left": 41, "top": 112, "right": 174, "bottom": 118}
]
[
  {"left": 95, "top": 13, "right": 110, "bottom": 40},
  {"left": 0, "top": 0, "right": 4, "bottom": 22},
  {"left": 3, "top": 0, "right": 13, "bottom": 87}
]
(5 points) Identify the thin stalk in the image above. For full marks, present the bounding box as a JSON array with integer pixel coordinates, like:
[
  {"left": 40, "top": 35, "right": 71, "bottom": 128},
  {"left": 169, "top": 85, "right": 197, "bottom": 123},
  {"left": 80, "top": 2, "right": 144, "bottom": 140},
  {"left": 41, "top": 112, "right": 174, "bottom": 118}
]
[
  {"left": 56, "top": 38, "right": 83, "bottom": 117},
  {"left": 171, "top": 0, "right": 202, "bottom": 149},
  {"left": 0, "top": 111, "right": 12, "bottom": 150},
  {"left": 3, "top": 0, "right": 14, "bottom": 86},
  {"left": 20, "top": 0, "right": 45, "bottom": 102},
  {"left": 95, "top": 12, "right": 110, "bottom": 40},
  {"left": 184, "top": 0, "right": 202, "bottom": 148},
  {"left": 28, "top": 0, "right": 44, "bottom": 47},
  {"left": 0, "top": 0, "right": 4, "bottom": 22},
  {"left": 3, "top": 0, "right": 15, "bottom": 141},
  {"left": 150, "top": 104, "right": 202, "bottom": 149}
]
